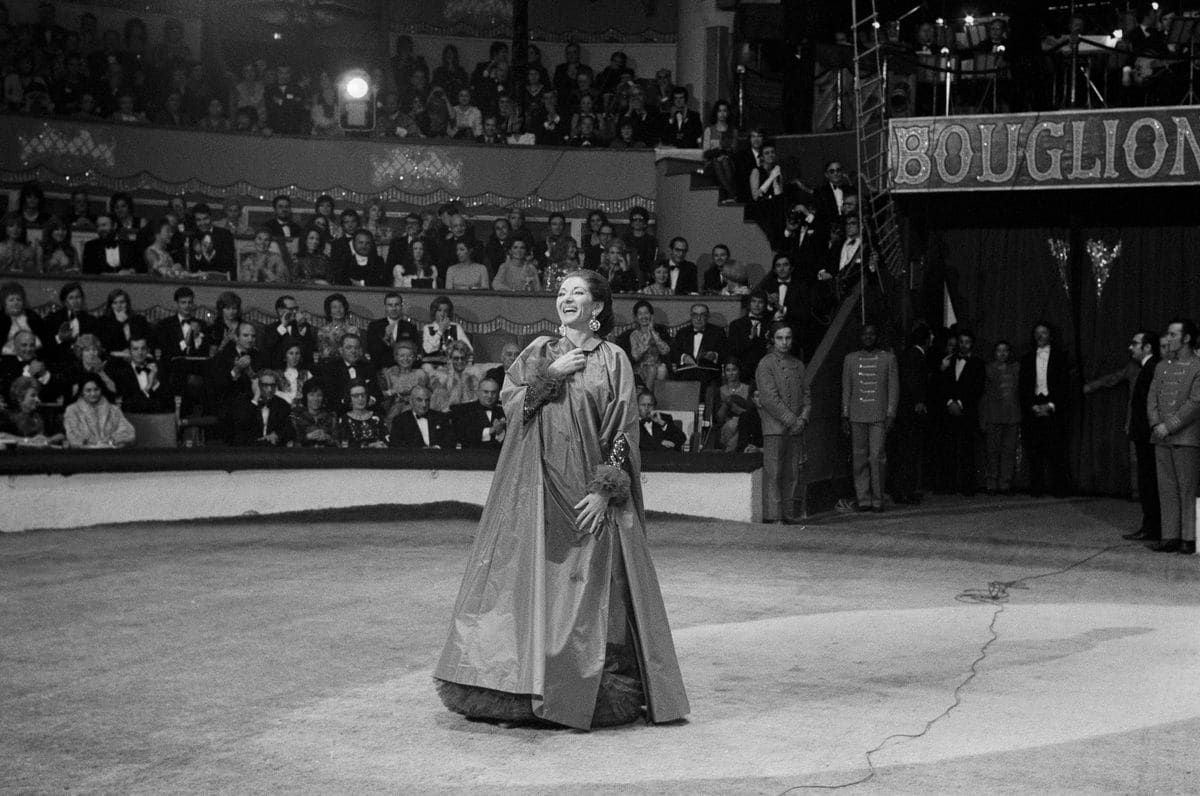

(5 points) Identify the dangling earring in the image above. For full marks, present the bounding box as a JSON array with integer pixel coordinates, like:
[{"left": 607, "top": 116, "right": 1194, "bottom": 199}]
[
  {"left": 558, "top": 324, "right": 569, "bottom": 337},
  {"left": 588, "top": 315, "right": 601, "bottom": 333}
]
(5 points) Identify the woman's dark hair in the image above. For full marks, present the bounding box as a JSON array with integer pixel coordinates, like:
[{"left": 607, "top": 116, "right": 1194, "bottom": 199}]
[
  {"left": 708, "top": 98, "right": 737, "bottom": 127},
  {"left": 442, "top": 44, "right": 461, "bottom": 67},
  {"left": 587, "top": 209, "right": 608, "bottom": 229},
  {"left": 40, "top": 216, "right": 72, "bottom": 254},
  {"left": 298, "top": 224, "right": 330, "bottom": 257},
  {"left": 75, "top": 373, "right": 106, "bottom": 398},
  {"left": 18, "top": 182, "right": 45, "bottom": 212},
  {"left": 632, "top": 299, "right": 654, "bottom": 317},
  {"left": 58, "top": 281, "right": 83, "bottom": 303},
  {"left": 1, "top": 281, "right": 28, "bottom": 307},
  {"left": 344, "top": 378, "right": 370, "bottom": 405},
  {"left": 429, "top": 295, "right": 454, "bottom": 320},
  {"left": 108, "top": 192, "right": 135, "bottom": 216},
  {"left": 324, "top": 292, "right": 349, "bottom": 321},
  {"left": 2, "top": 212, "right": 28, "bottom": 244},
  {"left": 565, "top": 268, "right": 615, "bottom": 337},
  {"left": 104, "top": 288, "right": 132, "bottom": 315},
  {"left": 721, "top": 355, "right": 742, "bottom": 373},
  {"left": 215, "top": 291, "right": 242, "bottom": 321},
  {"left": 302, "top": 378, "right": 325, "bottom": 401},
  {"left": 151, "top": 217, "right": 173, "bottom": 239},
  {"left": 314, "top": 194, "right": 335, "bottom": 214}
]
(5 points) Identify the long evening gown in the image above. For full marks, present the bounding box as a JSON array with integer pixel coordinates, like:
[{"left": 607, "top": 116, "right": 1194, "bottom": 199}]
[{"left": 434, "top": 334, "right": 689, "bottom": 729}]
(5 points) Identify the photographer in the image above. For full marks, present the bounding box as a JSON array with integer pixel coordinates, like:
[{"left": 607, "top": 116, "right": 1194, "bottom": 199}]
[{"left": 261, "top": 295, "right": 317, "bottom": 368}]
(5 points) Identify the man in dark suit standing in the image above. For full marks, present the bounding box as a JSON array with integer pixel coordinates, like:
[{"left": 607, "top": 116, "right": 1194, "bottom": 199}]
[
  {"left": 662, "top": 237, "right": 699, "bottom": 295},
  {"left": 82, "top": 214, "right": 139, "bottom": 275},
  {"left": 261, "top": 195, "right": 300, "bottom": 241},
  {"left": 452, "top": 378, "right": 507, "bottom": 449},
  {"left": 365, "top": 292, "right": 420, "bottom": 369},
  {"left": 390, "top": 385, "right": 452, "bottom": 448},
  {"left": 43, "top": 282, "right": 101, "bottom": 363},
  {"left": 1019, "top": 321, "right": 1074, "bottom": 497},
  {"left": 939, "top": 328, "right": 986, "bottom": 496},
  {"left": 756, "top": 253, "right": 818, "bottom": 360},
  {"left": 810, "top": 160, "right": 850, "bottom": 250},
  {"left": 1084, "top": 328, "right": 1160, "bottom": 539},
  {"left": 188, "top": 203, "right": 237, "bottom": 279},
  {"left": 260, "top": 295, "right": 318, "bottom": 367},
  {"left": 889, "top": 321, "right": 933, "bottom": 504},
  {"left": 228, "top": 370, "right": 296, "bottom": 446},
  {"left": 637, "top": 390, "right": 687, "bottom": 451},
  {"left": 210, "top": 322, "right": 268, "bottom": 434},
  {"left": 321, "top": 333, "right": 379, "bottom": 413},
  {"left": 724, "top": 291, "right": 772, "bottom": 378},
  {"left": 669, "top": 303, "right": 726, "bottom": 387},
  {"left": 106, "top": 336, "right": 172, "bottom": 413},
  {"left": 154, "top": 287, "right": 209, "bottom": 414}
]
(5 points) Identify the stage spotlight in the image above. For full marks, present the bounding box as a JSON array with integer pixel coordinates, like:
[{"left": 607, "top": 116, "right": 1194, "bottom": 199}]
[
  {"left": 337, "top": 69, "right": 375, "bottom": 131},
  {"left": 965, "top": 15, "right": 975, "bottom": 26}
]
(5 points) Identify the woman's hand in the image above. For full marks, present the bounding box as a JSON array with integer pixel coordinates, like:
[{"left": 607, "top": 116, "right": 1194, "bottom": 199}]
[
  {"left": 574, "top": 492, "right": 610, "bottom": 535},
  {"left": 547, "top": 348, "right": 587, "bottom": 378}
]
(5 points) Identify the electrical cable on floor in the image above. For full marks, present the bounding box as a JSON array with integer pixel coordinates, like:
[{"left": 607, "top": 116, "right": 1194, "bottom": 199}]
[{"left": 777, "top": 541, "right": 1133, "bottom": 793}]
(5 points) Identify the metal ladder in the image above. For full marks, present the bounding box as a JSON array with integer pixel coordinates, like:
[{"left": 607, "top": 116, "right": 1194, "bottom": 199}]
[{"left": 849, "top": 2, "right": 906, "bottom": 285}]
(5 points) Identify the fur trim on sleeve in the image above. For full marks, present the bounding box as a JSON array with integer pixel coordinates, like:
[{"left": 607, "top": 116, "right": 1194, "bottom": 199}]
[{"left": 588, "top": 464, "right": 631, "bottom": 504}]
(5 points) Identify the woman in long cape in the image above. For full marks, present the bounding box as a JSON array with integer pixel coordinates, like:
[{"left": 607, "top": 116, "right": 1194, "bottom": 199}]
[{"left": 434, "top": 270, "right": 689, "bottom": 730}]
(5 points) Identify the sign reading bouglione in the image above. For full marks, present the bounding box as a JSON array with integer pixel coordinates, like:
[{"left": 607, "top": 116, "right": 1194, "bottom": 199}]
[{"left": 889, "top": 108, "right": 1200, "bottom": 191}]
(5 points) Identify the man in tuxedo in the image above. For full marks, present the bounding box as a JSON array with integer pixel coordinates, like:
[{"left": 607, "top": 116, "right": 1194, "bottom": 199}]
[
  {"left": 365, "top": 292, "right": 420, "bottom": 368},
  {"left": 329, "top": 209, "right": 361, "bottom": 274},
  {"left": 938, "top": 328, "right": 986, "bottom": 496},
  {"left": 1018, "top": 321, "right": 1073, "bottom": 497},
  {"left": 659, "top": 86, "right": 703, "bottom": 148},
  {"left": 336, "top": 230, "right": 390, "bottom": 287},
  {"left": 725, "top": 291, "right": 772, "bottom": 377},
  {"left": 228, "top": 370, "right": 296, "bottom": 446},
  {"left": 888, "top": 322, "right": 933, "bottom": 504},
  {"left": 486, "top": 340, "right": 522, "bottom": 386},
  {"left": 452, "top": 378, "right": 507, "bottom": 449},
  {"left": 669, "top": 304, "right": 726, "bottom": 387},
  {"left": 732, "top": 129, "right": 766, "bottom": 203},
  {"left": 106, "top": 336, "right": 172, "bottom": 414},
  {"left": 264, "top": 65, "right": 307, "bottom": 135},
  {"left": 385, "top": 213, "right": 428, "bottom": 275},
  {"left": 82, "top": 214, "right": 139, "bottom": 274},
  {"left": 637, "top": 390, "right": 687, "bottom": 451},
  {"left": 621, "top": 206, "right": 658, "bottom": 281},
  {"left": 260, "top": 295, "right": 318, "bottom": 367},
  {"left": 43, "top": 282, "right": 101, "bottom": 363},
  {"left": 779, "top": 203, "right": 821, "bottom": 277},
  {"left": 811, "top": 160, "right": 849, "bottom": 247},
  {"left": 188, "top": 203, "right": 237, "bottom": 279},
  {"left": 755, "top": 253, "right": 818, "bottom": 359},
  {"left": 210, "top": 322, "right": 268, "bottom": 425},
  {"left": 154, "top": 287, "right": 209, "bottom": 414},
  {"left": 617, "top": 89, "right": 660, "bottom": 147},
  {"left": 435, "top": 214, "right": 481, "bottom": 278},
  {"left": 261, "top": 194, "right": 299, "bottom": 241},
  {"left": 321, "top": 333, "right": 379, "bottom": 413},
  {"left": 390, "top": 385, "right": 452, "bottom": 448},
  {"left": 662, "top": 237, "right": 698, "bottom": 295},
  {"left": 0, "top": 330, "right": 67, "bottom": 405}
]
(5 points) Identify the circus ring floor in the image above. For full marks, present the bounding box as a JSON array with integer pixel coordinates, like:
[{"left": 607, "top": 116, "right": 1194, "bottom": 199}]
[{"left": 2, "top": 495, "right": 1197, "bottom": 793}]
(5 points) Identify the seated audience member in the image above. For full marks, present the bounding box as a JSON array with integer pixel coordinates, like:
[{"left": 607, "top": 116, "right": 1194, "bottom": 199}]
[
  {"left": 435, "top": 214, "right": 480, "bottom": 276},
  {"left": 337, "top": 230, "right": 389, "bottom": 287},
  {"left": 316, "top": 293, "right": 361, "bottom": 363},
  {"left": 476, "top": 114, "right": 507, "bottom": 145},
  {"left": 291, "top": 379, "right": 338, "bottom": 447},
  {"left": 713, "top": 358, "right": 756, "bottom": 452},
  {"left": 421, "top": 296, "right": 472, "bottom": 367},
  {"left": 294, "top": 226, "right": 334, "bottom": 284},
  {"left": 610, "top": 120, "right": 645, "bottom": 149},
  {"left": 97, "top": 289, "right": 151, "bottom": 361},
  {"left": 725, "top": 290, "right": 772, "bottom": 377},
  {"left": 322, "top": 333, "right": 379, "bottom": 414},
  {"left": 530, "top": 90, "right": 569, "bottom": 145},
  {"left": 63, "top": 191, "right": 97, "bottom": 231},
  {"left": 701, "top": 244, "right": 749, "bottom": 295},
  {"left": 107, "top": 336, "right": 171, "bottom": 413},
  {"left": 429, "top": 340, "right": 479, "bottom": 412},
  {"left": 483, "top": 218, "right": 513, "bottom": 273},
  {"left": 617, "top": 89, "right": 660, "bottom": 147},
  {"left": 485, "top": 339, "right": 522, "bottom": 386},
  {"left": 452, "top": 377, "right": 506, "bottom": 449},
  {"left": 445, "top": 241, "right": 492, "bottom": 290},
  {"left": 228, "top": 369, "right": 295, "bottom": 446},
  {"left": 108, "top": 193, "right": 144, "bottom": 243},
  {"left": 605, "top": 240, "right": 642, "bottom": 294},
  {"left": 0, "top": 213, "right": 37, "bottom": 274},
  {"left": 389, "top": 384, "right": 450, "bottom": 448},
  {"left": 365, "top": 292, "right": 420, "bottom": 369},
  {"left": 63, "top": 374, "right": 136, "bottom": 448},
  {"left": 618, "top": 299, "right": 672, "bottom": 365},
  {"left": 568, "top": 114, "right": 605, "bottom": 147},
  {"left": 214, "top": 197, "right": 250, "bottom": 235},
  {"left": 81, "top": 213, "right": 139, "bottom": 275},
  {"left": 37, "top": 217, "right": 81, "bottom": 274},
  {"left": 239, "top": 228, "right": 291, "bottom": 283},
  {"left": 660, "top": 86, "right": 703, "bottom": 148},
  {"left": 5, "top": 377, "right": 65, "bottom": 446},
  {"left": 64, "top": 334, "right": 118, "bottom": 402},
  {"left": 380, "top": 340, "right": 430, "bottom": 422},
  {"left": 276, "top": 342, "right": 313, "bottom": 406},
  {"left": 661, "top": 237, "right": 699, "bottom": 295},
  {"left": 188, "top": 203, "right": 237, "bottom": 279},
  {"left": 386, "top": 213, "right": 429, "bottom": 271},
  {"left": 261, "top": 295, "right": 318, "bottom": 367},
  {"left": 210, "top": 321, "right": 267, "bottom": 418},
  {"left": 1, "top": 328, "right": 66, "bottom": 405},
  {"left": 641, "top": 263, "right": 674, "bottom": 296},
  {"left": 702, "top": 100, "right": 739, "bottom": 203},
  {"left": 506, "top": 208, "right": 536, "bottom": 251},
  {"left": 43, "top": 282, "right": 101, "bottom": 363},
  {"left": 670, "top": 303, "right": 726, "bottom": 385},
  {"left": 212, "top": 291, "right": 246, "bottom": 351},
  {"left": 635, "top": 346, "right": 669, "bottom": 394},
  {"left": 338, "top": 379, "right": 390, "bottom": 448},
  {"left": 621, "top": 206, "right": 658, "bottom": 279},
  {"left": 449, "top": 88, "right": 483, "bottom": 139},
  {"left": 492, "top": 239, "right": 543, "bottom": 292},
  {"left": 262, "top": 195, "right": 299, "bottom": 241},
  {"left": 637, "top": 389, "right": 687, "bottom": 451},
  {"left": 143, "top": 219, "right": 184, "bottom": 278},
  {"left": 394, "top": 238, "right": 439, "bottom": 288}
]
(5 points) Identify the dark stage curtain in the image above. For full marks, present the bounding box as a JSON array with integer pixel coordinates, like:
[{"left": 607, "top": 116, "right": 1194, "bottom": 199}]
[{"left": 924, "top": 221, "right": 1200, "bottom": 496}]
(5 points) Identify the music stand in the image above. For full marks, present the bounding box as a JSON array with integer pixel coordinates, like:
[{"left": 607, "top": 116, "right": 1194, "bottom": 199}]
[{"left": 1167, "top": 16, "right": 1200, "bottom": 104}]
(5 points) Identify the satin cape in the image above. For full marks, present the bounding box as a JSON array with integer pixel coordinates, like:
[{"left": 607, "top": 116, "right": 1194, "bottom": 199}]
[{"left": 434, "top": 335, "right": 689, "bottom": 729}]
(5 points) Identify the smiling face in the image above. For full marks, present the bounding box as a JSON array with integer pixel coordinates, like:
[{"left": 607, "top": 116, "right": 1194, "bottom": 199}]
[
  {"left": 19, "top": 386, "right": 39, "bottom": 413},
  {"left": 556, "top": 276, "right": 599, "bottom": 332}
]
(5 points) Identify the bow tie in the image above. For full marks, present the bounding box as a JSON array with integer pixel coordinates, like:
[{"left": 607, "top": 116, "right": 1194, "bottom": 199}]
[
  {"left": 136, "top": 365, "right": 151, "bottom": 374},
  {"left": 669, "top": 264, "right": 679, "bottom": 270},
  {"left": 105, "top": 243, "right": 119, "bottom": 250},
  {"left": 956, "top": 355, "right": 968, "bottom": 361},
  {"left": 257, "top": 401, "right": 269, "bottom": 409},
  {"left": 778, "top": 280, "right": 790, "bottom": 286}
]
